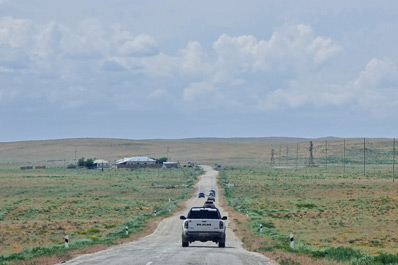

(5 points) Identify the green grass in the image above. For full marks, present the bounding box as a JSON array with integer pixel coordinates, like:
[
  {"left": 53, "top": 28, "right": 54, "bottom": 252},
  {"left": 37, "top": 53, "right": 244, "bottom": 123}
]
[
  {"left": 0, "top": 165, "right": 202, "bottom": 264},
  {"left": 220, "top": 165, "right": 398, "bottom": 265}
]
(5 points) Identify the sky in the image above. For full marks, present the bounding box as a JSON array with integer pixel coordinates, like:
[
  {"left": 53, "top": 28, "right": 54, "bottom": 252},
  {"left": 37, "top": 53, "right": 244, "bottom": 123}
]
[{"left": 1, "top": 0, "right": 398, "bottom": 142}]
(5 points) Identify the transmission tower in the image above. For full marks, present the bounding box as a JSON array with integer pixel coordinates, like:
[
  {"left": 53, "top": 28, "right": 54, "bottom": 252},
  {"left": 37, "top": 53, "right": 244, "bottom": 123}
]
[
  {"left": 308, "top": 141, "right": 315, "bottom": 166},
  {"left": 270, "top": 149, "right": 275, "bottom": 166}
]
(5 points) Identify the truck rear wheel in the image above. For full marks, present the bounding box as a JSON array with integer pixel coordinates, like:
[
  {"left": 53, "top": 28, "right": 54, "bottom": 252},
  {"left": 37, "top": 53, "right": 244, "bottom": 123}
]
[
  {"left": 218, "top": 235, "right": 226, "bottom": 248},
  {"left": 182, "top": 236, "right": 189, "bottom": 247}
]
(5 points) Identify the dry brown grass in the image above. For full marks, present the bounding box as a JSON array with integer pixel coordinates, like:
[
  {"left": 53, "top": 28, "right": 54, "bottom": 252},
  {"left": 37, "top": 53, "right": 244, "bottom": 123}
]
[{"left": 218, "top": 173, "right": 344, "bottom": 265}]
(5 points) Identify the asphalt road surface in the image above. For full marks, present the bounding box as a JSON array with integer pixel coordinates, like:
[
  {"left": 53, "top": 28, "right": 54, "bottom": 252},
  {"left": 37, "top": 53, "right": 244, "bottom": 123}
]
[{"left": 59, "top": 166, "right": 277, "bottom": 265}]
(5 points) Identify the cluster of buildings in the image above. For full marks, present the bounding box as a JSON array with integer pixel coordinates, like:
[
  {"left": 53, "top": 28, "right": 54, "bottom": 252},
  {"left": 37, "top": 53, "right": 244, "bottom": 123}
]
[{"left": 93, "top": 156, "right": 178, "bottom": 169}]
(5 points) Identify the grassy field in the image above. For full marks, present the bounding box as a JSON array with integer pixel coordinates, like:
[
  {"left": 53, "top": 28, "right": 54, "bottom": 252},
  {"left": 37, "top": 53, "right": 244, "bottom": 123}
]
[
  {"left": 1, "top": 137, "right": 398, "bottom": 264},
  {"left": 220, "top": 165, "right": 398, "bottom": 265},
  {"left": 0, "top": 165, "right": 201, "bottom": 264}
]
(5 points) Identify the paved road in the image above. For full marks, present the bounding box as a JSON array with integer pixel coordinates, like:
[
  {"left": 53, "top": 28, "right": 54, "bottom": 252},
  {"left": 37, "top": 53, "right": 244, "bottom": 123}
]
[{"left": 59, "top": 166, "right": 277, "bottom": 265}]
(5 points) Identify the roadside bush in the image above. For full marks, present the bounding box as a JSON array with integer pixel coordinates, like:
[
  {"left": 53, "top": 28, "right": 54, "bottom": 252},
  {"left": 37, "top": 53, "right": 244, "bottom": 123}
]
[
  {"left": 311, "top": 246, "right": 362, "bottom": 262},
  {"left": 374, "top": 253, "right": 398, "bottom": 264}
]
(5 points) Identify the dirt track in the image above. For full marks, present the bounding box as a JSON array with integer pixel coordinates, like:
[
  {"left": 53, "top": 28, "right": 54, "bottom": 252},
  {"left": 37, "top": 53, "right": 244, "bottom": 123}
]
[{"left": 58, "top": 166, "right": 277, "bottom": 265}]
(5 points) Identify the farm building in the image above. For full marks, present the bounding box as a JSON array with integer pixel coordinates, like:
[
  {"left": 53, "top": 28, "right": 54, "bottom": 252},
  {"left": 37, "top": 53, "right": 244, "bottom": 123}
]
[
  {"left": 162, "top": 162, "right": 179, "bottom": 168},
  {"left": 116, "top": 156, "right": 158, "bottom": 168},
  {"left": 93, "top": 159, "right": 110, "bottom": 168}
]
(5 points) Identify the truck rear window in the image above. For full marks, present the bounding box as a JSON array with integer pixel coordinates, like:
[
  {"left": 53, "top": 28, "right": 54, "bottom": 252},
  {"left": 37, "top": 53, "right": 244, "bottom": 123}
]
[{"left": 188, "top": 209, "right": 221, "bottom": 219}]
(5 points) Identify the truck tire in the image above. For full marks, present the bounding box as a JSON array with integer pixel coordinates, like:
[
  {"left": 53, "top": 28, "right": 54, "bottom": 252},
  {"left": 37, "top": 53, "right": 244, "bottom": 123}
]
[
  {"left": 182, "top": 236, "right": 189, "bottom": 247},
  {"left": 218, "top": 235, "right": 226, "bottom": 248}
]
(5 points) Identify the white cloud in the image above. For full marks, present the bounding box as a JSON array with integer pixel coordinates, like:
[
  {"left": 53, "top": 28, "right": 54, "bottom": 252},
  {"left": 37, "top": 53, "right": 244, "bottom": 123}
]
[
  {"left": 254, "top": 57, "right": 398, "bottom": 118},
  {"left": 176, "top": 25, "right": 342, "bottom": 111},
  {"left": 177, "top": 41, "right": 211, "bottom": 77},
  {"left": 0, "top": 16, "right": 32, "bottom": 48},
  {"left": 354, "top": 58, "right": 398, "bottom": 89},
  {"left": 3, "top": 14, "right": 394, "bottom": 121},
  {"left": 210, "top": 24, "right": 342, "bottom": 82},
  {"left": 118, "top": 34, "right": 159, "bottom": 57},
  {"left": 352, "top": 58, "right": 398, "bottom": 116},
  {"left": 310, "top": 37, "right": 342, "bottom": 65}
]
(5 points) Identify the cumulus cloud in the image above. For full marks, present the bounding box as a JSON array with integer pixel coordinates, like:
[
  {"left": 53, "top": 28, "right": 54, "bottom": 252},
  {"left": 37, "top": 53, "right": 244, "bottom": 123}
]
[
  {"left": 0, "top": 16, "right": 32, "bottom": 48},
  {"left": 212, "top": 25, "right": 342, "bottom": 75},
  {"left": 177, "top": 41, "right": 211, "bottom": 77},
  {"left": 0, "top": 16, "right": 167, "bottom": 105},
  {"left": 7, "top": 15, "right": 388, "bottom": 120},
  {"left": 177, "top": 25, "right": 343, "bottom": 111},
  {"left": 352, "top": 58, "right": 398, "bottom": 116},
  {"left": 118, "top": 34, "right": 159, "bottom": 57},
  {"left": 254, "top": 57, "right": 398, "bottom": 118},
  {"left": 354, "top": 58, "right": 398, "bottom": 89}
]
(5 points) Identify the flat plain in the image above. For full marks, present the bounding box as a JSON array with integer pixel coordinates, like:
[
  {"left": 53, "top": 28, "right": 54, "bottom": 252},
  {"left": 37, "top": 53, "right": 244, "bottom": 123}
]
[{"left": 1, "top": 137, "right": 397, "bottom": 264}]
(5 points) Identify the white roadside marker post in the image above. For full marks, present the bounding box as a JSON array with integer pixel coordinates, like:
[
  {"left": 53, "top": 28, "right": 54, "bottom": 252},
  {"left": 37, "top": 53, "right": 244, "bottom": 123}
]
[
  {"left": 65, "top": 235, "right": 69, "bottom": 248},
  {"left": 246, "top": 211, "right": 249, "bottom": 218},
  {"left": 125, "top": 226, "right": 128, "bottom": 235},
  {"left": 260, "top": 224, "right": 263, "bottom": 233},
  {"left": 290, "top": 234, "right": 294, "bottom": 248},
  {"left": 154, "top": 210, "right": 157, "bottom": 216}
]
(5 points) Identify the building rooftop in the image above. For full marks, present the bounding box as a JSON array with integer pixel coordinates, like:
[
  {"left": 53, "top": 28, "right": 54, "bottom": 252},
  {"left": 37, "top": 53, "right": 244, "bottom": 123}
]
[{"left": 116, "top": 156, "right": 155, "bottom": 164}]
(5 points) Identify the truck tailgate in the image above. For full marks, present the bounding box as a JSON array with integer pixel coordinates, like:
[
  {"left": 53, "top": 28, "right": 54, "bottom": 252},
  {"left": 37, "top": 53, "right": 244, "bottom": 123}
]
[{"left": 187, "top": 219, "right": 221, "bottom": 232}]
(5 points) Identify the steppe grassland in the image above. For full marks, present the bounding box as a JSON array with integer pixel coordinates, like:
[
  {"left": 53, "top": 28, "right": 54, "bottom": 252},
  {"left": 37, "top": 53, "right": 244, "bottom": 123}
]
[
  {"left": 0, "top": 165, "right": 200, "bottom": 256},
  {"left": 220, "top": 165, "right": 398, "bottom": 255},
  {"left": 0, "top": 137, "right": 397, "bottom": 262}
]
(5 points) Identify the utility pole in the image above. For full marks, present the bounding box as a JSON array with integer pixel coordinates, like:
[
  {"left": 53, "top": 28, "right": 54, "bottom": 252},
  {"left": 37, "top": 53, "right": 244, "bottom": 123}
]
[
  {"left": 343, "top": 139, "right": 346, "bottom": 174},
  {"left": 296, "top": 143, "right": 299, "bottom": 170},
  {"left": 286, "top": 146, "right": 289, "bottom": 167},
  {"left": 74, "top": 147, "right": 77, "bottom": 165},
  {"left": 325, "top": 140, "right": 328, "bottom": 171},
  {"left": 363, "top": 138, "right": 366, "bottom": 177},
  {"left": 279, "top": 146, "right": 281, "bottom": 166},
  {"left": 393, "top": 138, "right": 395, "bottom": 182}
]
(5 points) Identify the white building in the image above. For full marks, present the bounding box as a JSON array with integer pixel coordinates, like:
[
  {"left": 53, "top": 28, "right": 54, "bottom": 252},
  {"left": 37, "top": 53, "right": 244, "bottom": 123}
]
[
  {"left": 93, "top": 159, "right": 110, "bottom": 168},
  {"left": 116, "top": 156, "right": 156, "bottom": 168}
]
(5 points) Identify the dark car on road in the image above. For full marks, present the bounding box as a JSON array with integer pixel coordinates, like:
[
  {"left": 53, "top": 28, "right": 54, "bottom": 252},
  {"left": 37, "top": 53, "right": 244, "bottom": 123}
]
[
  {"left": 207, "top": 195, "right": 215, "bottom": 202},
  {"left": 203, "top": 200, "right": 215, "bottom": 208},
  {"left": 198, "top": 192, "right": 205, "bottom": 198},
  {"left": 209, "top": 190, "right": 216, "bottom": 196}
]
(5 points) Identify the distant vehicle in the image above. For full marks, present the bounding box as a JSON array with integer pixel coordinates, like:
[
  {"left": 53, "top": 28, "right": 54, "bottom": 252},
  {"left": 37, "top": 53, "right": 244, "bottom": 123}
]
[
  {"left": 209, "top": 190, "right": 216, "bottom": 196},
  {"left": 207, "top": 195, "right": 215, "bottom": 202},
  {"left": 198, "top": 192, "right": 205, "bottom": 198},
  {"left": 203, "top": 200, "right": 215, "bottom": 208},
  {"left": 180, "top": 207, "right": 227, "bottom": 247}
]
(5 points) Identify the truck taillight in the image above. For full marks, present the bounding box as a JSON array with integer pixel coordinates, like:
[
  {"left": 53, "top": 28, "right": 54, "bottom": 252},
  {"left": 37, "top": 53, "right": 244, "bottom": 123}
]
[
  {"left": 184, "top": 221, "right": 189, "bottom": 229},
  {"left": 219, "top": 221, "right": 224, "bottom": 229}
]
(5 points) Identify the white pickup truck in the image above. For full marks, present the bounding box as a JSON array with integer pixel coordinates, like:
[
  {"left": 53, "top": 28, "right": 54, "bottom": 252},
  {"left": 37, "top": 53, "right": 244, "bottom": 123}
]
[{"left": 180, "top": 207, "right": 228, "bottom": 247}]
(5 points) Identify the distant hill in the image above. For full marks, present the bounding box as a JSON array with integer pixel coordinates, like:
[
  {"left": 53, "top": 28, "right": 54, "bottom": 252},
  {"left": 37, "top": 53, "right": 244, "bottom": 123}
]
[
  {"left": 0, "top": 137, "right": 392, "bottom": 166},
  {"left": 165, "top": 137, "right": 312, "bottom": 143}
]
